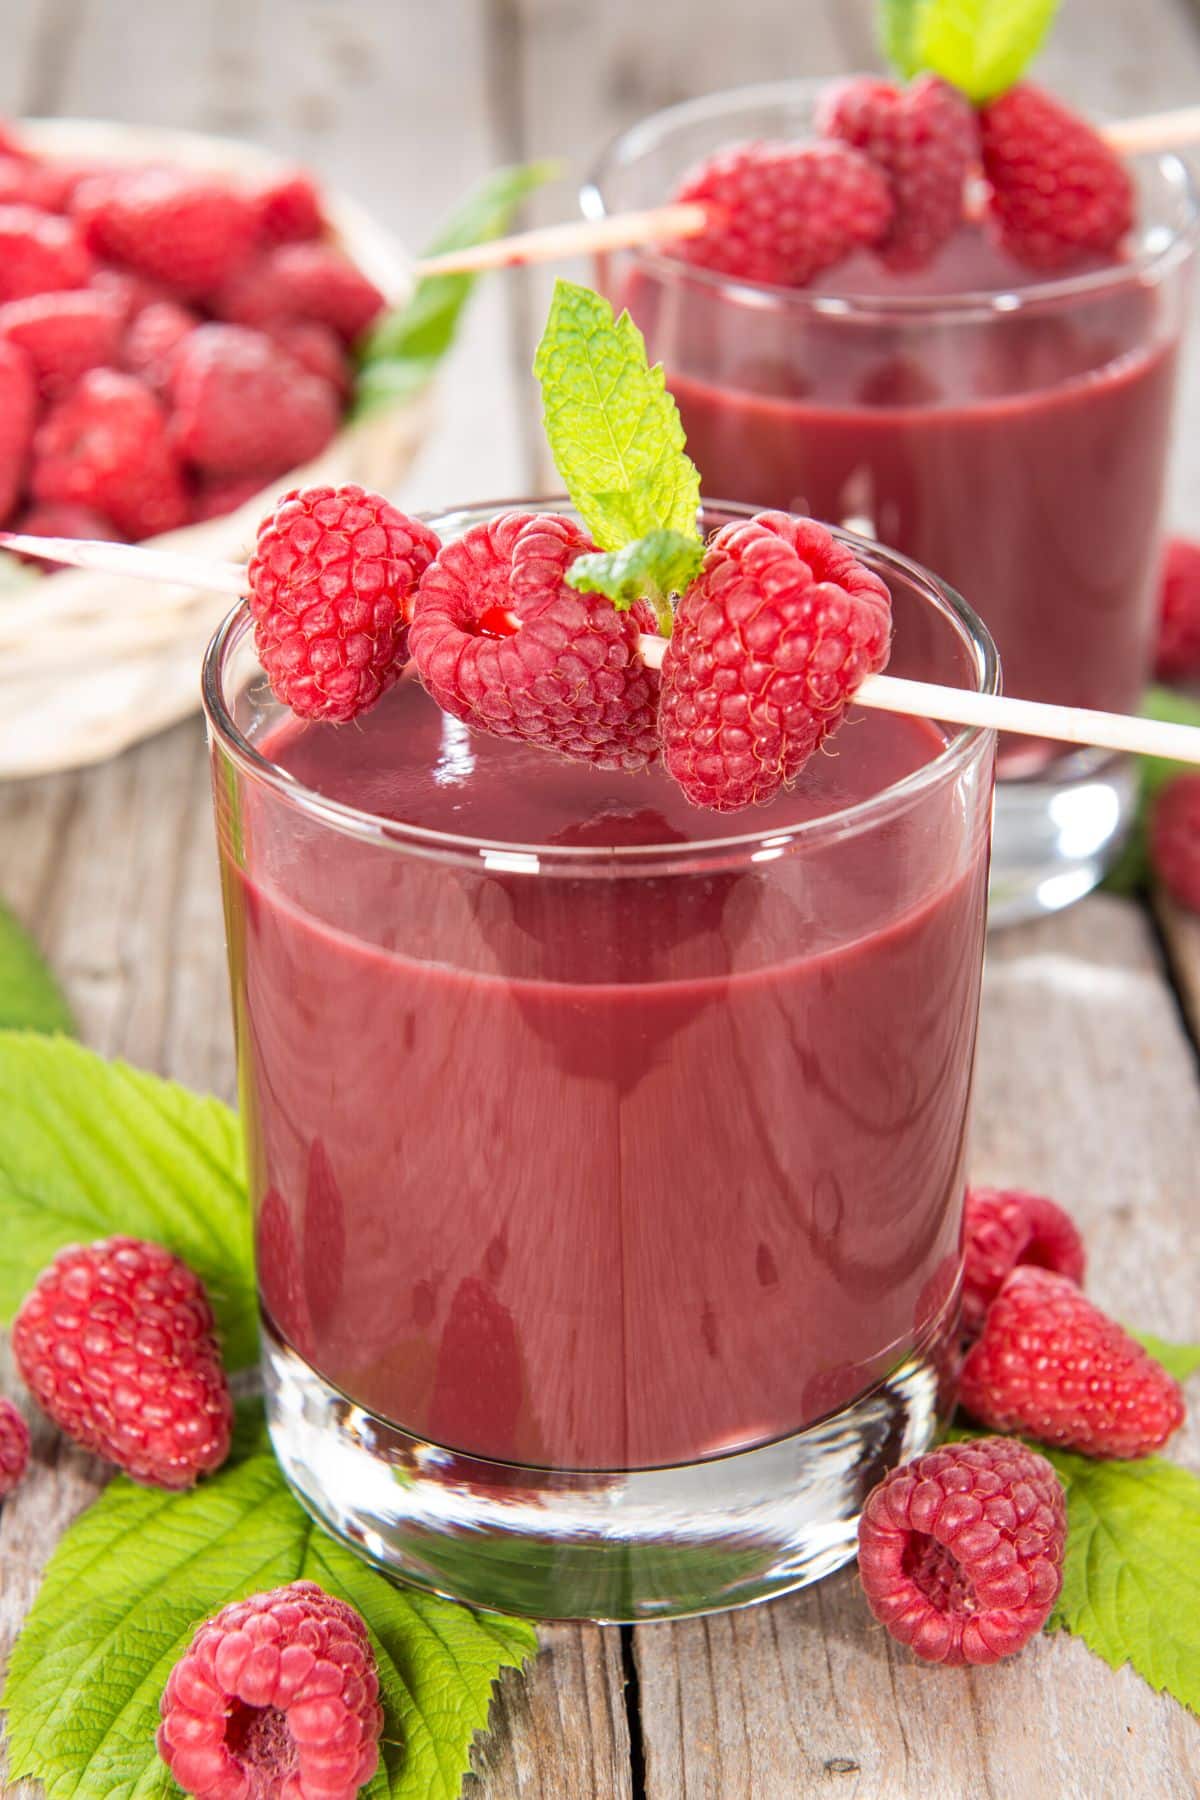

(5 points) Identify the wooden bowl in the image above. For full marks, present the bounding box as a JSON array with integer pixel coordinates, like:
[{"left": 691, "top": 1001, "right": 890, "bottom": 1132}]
[{"left": 0, "top": 119, "right": 428, "bottom": 779}]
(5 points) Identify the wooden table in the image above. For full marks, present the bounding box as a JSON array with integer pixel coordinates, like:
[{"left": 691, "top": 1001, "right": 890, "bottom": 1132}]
[{"left": 2, "top": 1, "right": 1199, "bottom": 1794}]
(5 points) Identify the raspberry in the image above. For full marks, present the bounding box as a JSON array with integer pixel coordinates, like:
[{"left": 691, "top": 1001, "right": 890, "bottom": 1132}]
[
  {"left": 980, "top": 84, "right": 1134, "bottom": 270},
  {"left": 74, "top": 167, "right": 257, "bottom": 300},
  {"left": 24, "top": 158, "right": 112, "bottom": 214},
  {"left": 32, "top": 368, "right": 188, "bottom": 540},
  {"left": 858, "top": 1437, "right": 1065, "bottom": 1665},
  {"left": 410, "top": 510, "right": 662, "bottom": 772},
  {"left": 157, "top": 1579, "right": 383, "bottom": 1800},
  {"left": 659, "top": 512, "right": 892, "bottom": 810},
  {"left": 169, "top": 323, "right": 340, "bottom": 480},
  {"left": 121, "top": 298, "right": 196, "bottom": 397},
  {"left": 1155, "top": 537, "right": 1200, "bottom": 682},
  {"left": 818, "top": 74, "right": 977, "bottom": 271},
  {"left": 670, "top": 140, "right": 893, "bottom": 287},
  {"left": 250, "top": 169, "right": 324, "bottom": 244},
  {"left": 0, "top": 337, "right": 37, "bottom": 522},
  {"left": 90, "top": 263, "right": 172, "bottom": 322},
  {"left": 960, "top": 1266, "right": 1186, "bottom": 1458},
  {"left": 0, "top": 204, "right": 91, "bottom": 300},
  {"left": 248, "top": 484, "right": 440, "bottom": 723},
  {"left": 0, "top": 1395, "right": 30, "bottom": 1496},
  {"left": 1150, "top": 773, "right": 1200, "bottom": 913},
  {"left": 12, "top": 1235, "right": 233, "bottom": 1488},
  {"left": 268, "top": 319, "right": 353, "bottom": 399},
  {"left": 190, "top": 473, "right": 268, "bottom": 525},
  {"left": 962, "top": 1186, "right": 1086, "bottom": 1339},
  {"left": 15, "top": 502, "right": 123, "bottom": 563},
  {"left": 217, "top": 243, "right": 385, "bottom": 342},
  {"left": 0, "top": 288, "right": 123, "bottom": 399}
]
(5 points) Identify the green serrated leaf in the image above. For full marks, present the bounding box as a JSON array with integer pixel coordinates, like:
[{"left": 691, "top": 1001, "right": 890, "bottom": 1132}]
[
  {"left": 915, "top": 0, "right": 1061, "bottom": 102},
  {"left": 566, "top": 528, "right": 703, "bottom": 632},
  {"left": 0, "top": 902, "right": 73, "bottom": 1034},
  {"left": 534, "top": 280, "right": 701, "bottom": 552},
  {"left": 1128, "top": 1330, "right": 1200, "bottom": 1381},
  {"left": 2, "top": 1409, "right": 536, "bottom": 1800},
  {"left": 880, "top": 0, "right": 928, "bottom": 77},
  {"left": 1103, "top": 686, "right": 1200, "bottom": 895},
  {"left": 0, "top": 1032, "right": 256, "bottom": 1368},
  {"left": 354, "top": 161, "right": 558, "bottom": 415}
]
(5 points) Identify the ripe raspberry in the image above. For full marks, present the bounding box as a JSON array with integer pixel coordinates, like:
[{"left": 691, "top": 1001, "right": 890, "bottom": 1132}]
[
  {"left": 217, "top": 243, "right": 385, "bottom": 342},
  {"left": 659, "top": 512, "right": 892, "bottom": 810},
  {"left": 23, "top": 157, "right": 113, "bottom": 214},
  {"left": 0, "top": 288, "right": 123, "bottom": 399},
  {"left": 250, "top": 169, "right": 324, "bottom": 244},
  {"left": 960, "top": 1266, "right": 1185, "bottom": 1457},
  {"left": 169, "top": 323, "right": 340, "bottom": 480},
  {"left": 90, "top": 263, "right": 172, "bottom": 322},
  {"left": 190, "top": 473, "right": 268, "bottom": 524},
  {"left": 12, "top": 1235, "right": 233, "bottom": 1488},
  {"left": 858, "top": 1437, "right": 1065, "bottom": 1665},
  {"left": 1150, "top": 773, "right": 1200, "bottom": 913},
  {"left": 122, "top": 298, "right": 196, "bottom": 396},
  {"left": 268, "top": 319, "right": 353, "bottom": 399},
  {"left": 410, "top": 511, "right": 662, "bottom": 772},
  {"left": 0, "top": 1395, "right": 30, "bottom": 1496},
  {"left": 980, "top": 84, "right": 1134, "bottom": 270},
  {"left": 157, "top": 1579, "right": 383, "bottom": 1800},
  {"left": 248, "top": 484, "right": 440, "bottom": 723},
  {"left": 15, "top": 502, "right": 123, "bottom": 563},
  {"left": 0, "top": 337, "right": 37, "bottom": 521},
  {"left": 962, "top": 1186, "right": 1086, "bottom": 1339},
  {"left": 818, "top": 74, "right": 977, "bottom": 271},
  {"left": 32, "top": 368, "right": 188, "bottom": 540},
  {"left": 670, "top": 140, "right": 893, "bottom": 287},
  {"left": 1155, "top": 537, "right": 1200, "bottom": 682},
  {"left": 74, "top": 167, "right": 257, "bottom": 300},
  {"left": 0, "top": 204, "right": 91, "bottom": 300}
]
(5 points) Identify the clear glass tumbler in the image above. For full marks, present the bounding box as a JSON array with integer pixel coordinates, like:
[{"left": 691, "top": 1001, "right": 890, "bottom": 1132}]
[
  {"left": 583, "top": 81, "right": 1197, "bottom": 925},
  {"left": 204, "top": 500, "right": 997, "bottom": 1621}
]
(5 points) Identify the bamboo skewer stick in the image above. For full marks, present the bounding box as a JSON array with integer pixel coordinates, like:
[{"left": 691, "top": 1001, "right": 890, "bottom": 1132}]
[{"left": 7, "top": 531, "right": 1200, "bottom": 768}]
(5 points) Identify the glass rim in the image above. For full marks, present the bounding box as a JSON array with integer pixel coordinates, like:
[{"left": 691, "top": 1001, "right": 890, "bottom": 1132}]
[
  {"left": 581, "top": 77, "right": 1200, "bottom": 322},
  {"left": 201, "top": 497, "right": 999, "bottom": 874}
]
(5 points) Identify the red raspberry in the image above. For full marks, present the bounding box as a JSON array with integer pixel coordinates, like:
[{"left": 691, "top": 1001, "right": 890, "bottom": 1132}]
[
  {"left": 0, "top": 337, "right": 37, "bottom": 521},
  {"left": 659, "top": 512, "right": 892, "bottom": 810},
  {"left": 74, "top": 167, "right": 258, "bottom": 301},
  {"left": 190, "top": 473, "right": 269, "bottom": 525},
  {"left": 157, "top": 1579, "right": 383, "bottom": 1800},
  {"left": 980, "top": 85, "right": 1134, "bottom": 270},
  {"left": 858, "top": 1437, "right": 1065, "bottom": 1665},
  {"left": 248, "top": 484, "right": 440, "bottom": 723},
  {"left": 268, "top": 319, "right": 353, "bottom": 399},
  {"left": 24, "top": 157, "right": 113, "bottom": 213},
  {"left": 960, "top": 1266, "right": 1185, "bottom": 1457},
  {"left": 0, "top": 204, "right": 91, "bottom": 300},
  {"left": 122, "top": 298, "right": 196, "bottom": 396},
  {"left": 670, "top": 140, "right": 893, "bottom": 287},
  {"left": 15, "top": 502, "right": 123, "bottom": 564},
  {"left": 962, "top": 1186, "right": 1086, "bottom": 1339},
  {"left": 1150, "top": 773, "right": 1200, "bottom": 913},
  {"left": 12, "top": 1235, "right": 233, "bottom": 1488},
  {"left": 169, "top": 323, "right": 340, "bottom": 480},
  {"left": 250, "top": 169, "right": 324, "bottom": 244},
  {"left": 90, "top": 263, "right": 172, "bottom": 322},
  {"left": 217, "top": 242, "right": 385, "bottom": 342},
  {"left": 818, "top": 74, "right": 977, "bottom": 271},
  {"left": 0, "top": 1395, "right": 30, "bottom": 1496},
  {"left": 410, "top": 511, "right": 662, "bottom": 772},
  {"left": 0, "top": 288, "right": 123, "bottom": 399},
  {"left": 1155, "top": 537, "right": 1200, "bottom": 682},
  {"left": 32, "top": 368, "right": 188, "bottom": 540}
]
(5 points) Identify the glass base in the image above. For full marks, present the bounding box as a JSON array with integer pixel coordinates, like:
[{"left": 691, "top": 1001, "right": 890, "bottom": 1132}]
[
  {"left": 989, "top": 748, "right": 1136, "bottom": 929},
  {"left": 262, "top": 1315, "right": 950, "bottom": 1622}
]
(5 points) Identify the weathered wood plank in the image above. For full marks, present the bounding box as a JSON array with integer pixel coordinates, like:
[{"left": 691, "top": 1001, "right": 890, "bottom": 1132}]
[{"left": 467, "top": 1625, "right": 633, "bottom": 1799}]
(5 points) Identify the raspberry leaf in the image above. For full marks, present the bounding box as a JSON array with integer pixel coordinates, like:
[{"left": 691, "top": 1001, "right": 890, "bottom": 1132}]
[
  {"left": 1128, "top": 1330, "right": 1200, "bottom": 1381},
  {"left": 0, "top": 903, "right": 73, "bottom": 1034},
  {"left": 880, "top": 0, "right": 927, "bottom": 78},
  {"left": 2, "top": 1408, "right": 536, "bottom": 1799},
  {"left": 901, "top": 0, "right": 1061, "bottom": 102},
  {"left": 534, "top": 279, "right": 702, "bottom": 552},
  {"left": 566, "top": 528, "right": 704, "bottom": 632},
  {"left": 1104, "top": 687, "right": 1200, "bottom": 894},
  {"left": 0, "top": 1031, "right": 256, "bottom": 1368}
]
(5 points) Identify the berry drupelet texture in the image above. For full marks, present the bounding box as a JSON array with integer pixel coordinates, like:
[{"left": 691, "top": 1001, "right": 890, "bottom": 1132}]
[
  {"left": 961, "top": 1186, "right": 1086, "bottom": 1340},
  {"left": 0, "top": 1395, "right": 30, "bottom": 1496},
  {"left": 980, "top": 84, "right": 1134, "bottom": 270},
  {"left": 1151, "top": 774, "right": 1200, "bottom": 913}
]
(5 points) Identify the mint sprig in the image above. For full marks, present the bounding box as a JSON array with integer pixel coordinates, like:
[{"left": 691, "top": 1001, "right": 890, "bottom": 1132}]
[
  {"left": 880, "top": 0, "right": 1061, "bottom": 102},
  {"left": 1129, "top": 1330, "right": 1200, "bottom": 1381},
  {"left": 0, "top": 902, "right": 72, "bottom": 1034},
  {"left": 566, "top": 529, "right": 703, "bottom": 633}
]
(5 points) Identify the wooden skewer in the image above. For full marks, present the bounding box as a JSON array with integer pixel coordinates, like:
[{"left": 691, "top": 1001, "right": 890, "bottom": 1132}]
[
  {"left": 6, "top": 531, "right": 1200, "bottom": 768},
  {"left": 410, "top": 105, "right": 1200, "bottom": 279}
]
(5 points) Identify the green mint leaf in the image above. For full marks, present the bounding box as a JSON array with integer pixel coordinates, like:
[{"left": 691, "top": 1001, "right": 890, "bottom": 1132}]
[
  {"left": 0, "top": 902, "right": 73, "bottom": 1034},
  {"left": 914, "top": 0, "right": 1061, "bottom": 102},
  {"left": 533, "top": 280, "right": 701, "bottom": 551},
  {"left": 3, "top": 1408, "right": 536, "bottom": 1799},
  {"left": 880, "top": 0, "right": 928, "bottom": 77},
  {"left": 0, "top": 1031, "right": 256, "bottom": 1368},
  {"left": 1103, "top": 686, "right": 1200, "bottom": 895},
  {"left": 566, "top": 528, "right": 703, "bottom": 632},
  {"left": 354, "top": 161, "right": 558, "bottom": 414},
  {"left": 1128, "top": 1330, "right": 1200, "bottom": 1381}
]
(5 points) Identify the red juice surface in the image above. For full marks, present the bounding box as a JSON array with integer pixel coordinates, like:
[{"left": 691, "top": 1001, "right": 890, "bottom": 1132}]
[
  {"left": 620, "top": 230, "right": 1179, "bottom": 768},
  {"left": 225, "top": 678, "right": 988, "bottom": 1470}
]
